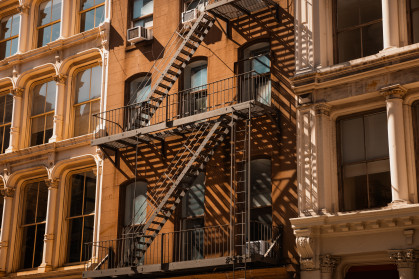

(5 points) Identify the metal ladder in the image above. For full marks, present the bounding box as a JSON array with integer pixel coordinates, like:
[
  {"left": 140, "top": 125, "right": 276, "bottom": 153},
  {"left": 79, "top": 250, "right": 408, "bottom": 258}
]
[
  {"left": 124, "top": 117, "right": 230, "bottom": 265},
  {"left": 231, "top": 109, "right": 251, "bottom": 279}
]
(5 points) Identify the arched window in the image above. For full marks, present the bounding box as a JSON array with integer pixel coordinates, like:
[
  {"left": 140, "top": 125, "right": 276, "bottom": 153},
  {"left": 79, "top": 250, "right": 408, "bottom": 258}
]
[
  {"left": 126, "top": 75, "right": 151, "bottom": 105},
  {"left": 20, "top": 180, "right": 48, "bottom": 269},
  {"left": 37, "top": 0, "right": 62, "bottom": 47},
  {"left": 0, "top": 13, "right": 20, "bottom": 59},
  {"left": 0, "top": 93, "right": 12, "bottom": 153},
  {"left": 80, "top": 0, "right": 105, "bottom": 32},
  {"left": 73, "top": 65, "right": 101, "bottom": 137},
  {"left": 31, "top": 80, "right": 56, "bottom": 146},
  {"left": 241, "top": 42, "right": 271, "bottom": 105},
  {"left": 67, "top": 170, "right": 96, "bottom": 263},
  {"left": 123, "top": 181, "right": 147, "bottom": 229},
  {"left": 181, "top": 60, "right": 208, "bottom": 117}
]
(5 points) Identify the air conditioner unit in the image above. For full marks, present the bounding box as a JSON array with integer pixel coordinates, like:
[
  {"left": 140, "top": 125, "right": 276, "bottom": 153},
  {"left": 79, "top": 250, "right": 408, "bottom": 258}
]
[
  {"left": 246, "top": 240, "right": 271, "bottom": 256},
  {"left": 127, "top": 26, "right": 153, "bottom": 44},
  {"left": 182, "top": 8, "right": 199, "bottom": 24}
]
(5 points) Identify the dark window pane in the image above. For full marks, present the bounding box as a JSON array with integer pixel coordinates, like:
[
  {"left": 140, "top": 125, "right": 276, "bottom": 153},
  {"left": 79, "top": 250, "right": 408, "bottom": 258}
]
[
  {"left": 124, "top": 182, "right": 147, "bottom": 226},
  {"left": 84, "top": 171, "right": 96, "bottom": 214},
  {"left": 32, "top": 83, "right": 47, "bottom": 115},
  {"left": 10, "top": 37, "right": 18, "bottom": 57},
  {"left": 343, "top": 167, "right": 368, "bottom": 211},
  {"left": 36, "top": 181, "right": 48, "bottom": 222},
  {"left": 368, "top": 169, "right": 391, "bottom": 208},
  {"left": 4, "top": 95, "right": 13, "bottom": 123},
  {"left": 0, "top": 41, "right": 6, "bottom": 60},
  {"left": 364, "top": 112, "right": 388, "bottom": 160},
  {"left": 11, "top": 14, "right": 20, "bottom": 37},
  {"left": 81, "top": 9, "right": 95, "bottom": 32},
  {"left": 2, "top": 125, "right": 10, "bottom": 153},
  {"left": 340, "top": 117, "right": 365, "bottom": 163},
  {"left": 95, "top": 5, "right": 105, "bottom": 27},
  {"left": 133, "top": 0, "right": 153, "bottom": 19},
  {"left": 412, "top": 0, "right": 419, "bottom": 9},
  {"left": 51, "top": 0, "right": 62, "bottom": 22},
  {"left": 362, "top": 22, "right": 383, "bottom": 57},
  {"left": 70, "top": 174, "right": 84, "bottom": 217},
  {"left": 45, "top": 81, "right": 56, "bottom": 112},
  {"left": 74, "top": 104, "right": 90, "bottom": 136},
  {"left": 33, "top": 224, "right": 45, "bottom": 267},
  {"left": 24, "top": 183, "right": 38, "bottom": 225},
  {"left": 82, "top": 215, "right": 95, "bottom": 260},
  {"left": 0, "top": 198, "right": 4, "bottom": 229},
  {"left": 90, "top": 66, "right": 102, "bottom": 99},
  {"left": 39, "top": 1, "right": 52, "bottom": 26},
  {"left": 359, "top": 0, "right": 381, "bottom": 24},
  {"left": 51, "top": 22, "right": 60, "bottom": 42},
  {"left": 31, "top": 116, "right": 45, "bottom": 146},
  {"left": 44, "top": 113, "right": 54, "bottom": 143},
  {"left": 338, "top": 29, "right": 361, "bottom": 62},
  {"left": 0, "top": 96, "right": 5, "bottom": 124},
  {"left": 412, "top": 10, "right": 419, "bottom": 44},
  {"left": 251, "top": 159, "right": 272, "bottom": 208},
  {"left": 81, "top": 0, "right": 95, "bottom": 10},
  {"left": 0, "top": 16, "right": 12, "bottom": 40},
  {"left": 75, "top": 69, "right": 91, "bottom": 103},
  {"left": 67, "top": 218, "right": 83, "bottom": 263},
  {"left": 182, "top": 172, "right": 205, "bottom": 218},
  {"left": 21, "top": 225, "right": 36, "bottom": 269},
  {"left": 336, "top": 0, "right": 359, "bottom": 29}
]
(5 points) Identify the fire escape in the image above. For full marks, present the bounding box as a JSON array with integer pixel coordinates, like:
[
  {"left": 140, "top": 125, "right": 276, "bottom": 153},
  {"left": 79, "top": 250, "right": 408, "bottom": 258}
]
[{"left": 84, "top": 0, "right": 286, "bottom": 277}]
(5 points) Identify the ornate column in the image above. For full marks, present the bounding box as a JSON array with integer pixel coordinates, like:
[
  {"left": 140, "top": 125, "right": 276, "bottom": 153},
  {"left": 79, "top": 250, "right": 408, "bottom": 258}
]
[
  {"left": 5, "top": 88, "right": 23, "bottom": 153},
  {"left": 389, "top": 249, "right": 417, "bottom": 279},
  {"left": 382, "top": 0, "right": 400, "bottom": 49},
  {"left": 39, "top": 179, "right": 59, "bottom": 272},
  {"left": 17, "top": 4, "right": 29, "bottom": 53},
  {"left": 320, "top": 254, "right": 340, "bottom": 279},
  {"left": 295, "top": 229, "right": 321, "bottom": 279},
  {"left": 380, "top": 85, "right": 409, "bottom": 203},
  {"left": 0, "top": 188, "right": 15, "bottom": 276},
  {"left": 60, "top": 0, "right": 71, "bottom": 38},
  {"left": 49, "top": 75, "right": 66, "bottom": 143},
  {"left": 313, "top": 103, "right": 333, "bottom": 213}
]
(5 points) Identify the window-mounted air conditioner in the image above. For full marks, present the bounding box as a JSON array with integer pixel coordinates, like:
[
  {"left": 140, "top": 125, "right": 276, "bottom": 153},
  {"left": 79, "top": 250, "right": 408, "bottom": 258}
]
[
  {"left": 246, "top": 240, "right": 271, "bottom": 256},
  {"left": 127, "top": 26, "right": 153, "bottom": 44},
  {"left": 182, "top": 8, "right": 199, "bottom": 24}
]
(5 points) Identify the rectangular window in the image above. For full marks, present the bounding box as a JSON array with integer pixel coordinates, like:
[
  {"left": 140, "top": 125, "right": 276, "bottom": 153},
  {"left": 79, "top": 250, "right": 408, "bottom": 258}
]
[
  {"left": 67, "top": 170, "right": 96, "bottom": 263},
  {"left": 0, "top": 14, "right": 20, "bottom": 60},
  {"left": 80, "top": 0, "right": 105, "bottom": 32},
  {"left": 334, "top": 0, "right": 383, "bottom": 63},
  {"left": 412, "top": 102, "right": 419, "bottom": 199},
  {"left": 21, "top": 181, "right": 48, "bottom": 269},
  {"left": 74, "top": 65, "right": 101, "bottom": 137},
  {"left": 408, "top": 0, "right": 419, "bottom": 44},
  {"left": 31, "top": 80, "right": 55, "bottom": 146},
  {"left": 37, "top": 0, "right": 62, "bottom": 47},
  {"left": 182, "top": 62, "right": 207, "bottom": 117},
  {"left": 0, "top": 94, "right": 13, "bottom": 153},
  {"left": 338, "top": 111, "right": 392, "bottom": 211},
  {"left": 132, "top": 0, "right": 153, "bottom": 28}
]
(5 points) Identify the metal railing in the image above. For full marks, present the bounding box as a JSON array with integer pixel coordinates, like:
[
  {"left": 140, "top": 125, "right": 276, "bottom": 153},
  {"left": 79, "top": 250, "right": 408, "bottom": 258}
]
[
  {"left": 84, "top": 222, "right": 281, "bottom": 272},
  {"left": 92, "top": 71, "right": 271, "bottom": 140}
]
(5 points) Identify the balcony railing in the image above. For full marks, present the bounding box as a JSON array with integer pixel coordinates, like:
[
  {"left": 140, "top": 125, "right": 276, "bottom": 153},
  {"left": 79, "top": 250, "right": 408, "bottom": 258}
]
[
  {"left": 92, "top": 71, "right": 271, "bottom": 140},
  {"left": 84, "top": 222, "right": 281, "bottom": 273}
]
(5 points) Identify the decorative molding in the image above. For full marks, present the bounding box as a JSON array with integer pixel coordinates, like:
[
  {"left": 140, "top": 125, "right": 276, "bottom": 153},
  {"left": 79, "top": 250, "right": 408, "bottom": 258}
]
[
  {"left": 0, "top": 241, "right": 8, "bottom": 248},
  {"left": 389, "top": 249, "right": 417, "bottom": 269},
  {"left": 54, "top": 74, "right": 67, "bottom": 84},
  {"left": 380, "top": 84, "right": 407, "bottom": 100},
  {"left": 320, "top": 254, "right": 340, "bottom": 273},
  {"left": 404, "top": 229, "right": 415, "bottom": 245},
  {"left": 44, "top": 179, "right": 59, "bottom": 189},
  {"left": 0, "top": 187, "right": 15, "bottom": 198},
  {"left": 10, "top": 88, "right": 23, "bottom": 97},
  {"left": 44, "top": 233, "right": 55, "bottom": 241},
  {"left": 313, "top": 103, "right": 331, "bottom": 116},
  {"left": 296, "top": 234, "right": 315, "bottom": 271}
]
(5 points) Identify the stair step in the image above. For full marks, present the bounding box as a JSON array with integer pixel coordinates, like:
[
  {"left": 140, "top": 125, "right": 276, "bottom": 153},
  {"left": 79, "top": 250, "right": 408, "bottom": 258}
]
[
  {"left": 167, "top": 69, "right": 181, "bottom": 76},
  {"left": 189, "top": 35, "right": 202, "bottom": 43},
  {"left": 158, "top": 83, "right": 172, "bottom": 90},
  {"left": 163, "top": 76, "right": 176, "bottom": 83},
  {"left": 185, "top": 42, "right": 198, "bottom": 49},
  {"left": 180, "top": 49, "right": 192, "bottom": 56},
  {"left": 171, "top": 63, "right": 183, "bottom": 70},
  {"left": 153, "top": 89, "right": 166, "bottom": 96},
  {"left": 175, "top": 56, "right": 189, "bottom": 63}
]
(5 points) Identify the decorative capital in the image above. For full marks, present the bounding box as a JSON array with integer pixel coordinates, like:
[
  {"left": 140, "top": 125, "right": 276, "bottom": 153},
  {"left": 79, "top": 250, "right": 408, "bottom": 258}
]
[
  {"left": 54, "top": 74, "right": 67, "bottom": 84},
  {"left": 296, "top": 235, "right": 315, "bottom": 271},
  {"left": 0, "top": 241, "right": 8, "bottom": 248},
  {"left": 320, "top": 254, "right": 340, "bottom": 273},
  {"left": 44, "top": 233, "right": 55, "bottom": 241},
  {"left": 313, "top": 103, "right": 331, "bottom": 116},
  {"left": 380, "top": 84, "right": 407, "bottom": 100},
  {"left": 389, "top": 249, "right": 417, "bottom": 269},
  {"left": 44, "top": 178, "right": 59, "bottom": 189},
  {"left": 1, "top": 187, "right": 15, "bottom": 198},
  {"left": 17, "top": 4, "right": 30, "bottom": 14},
  {"left": 10, "top": 88, "right": 23, "bottom": 97}
]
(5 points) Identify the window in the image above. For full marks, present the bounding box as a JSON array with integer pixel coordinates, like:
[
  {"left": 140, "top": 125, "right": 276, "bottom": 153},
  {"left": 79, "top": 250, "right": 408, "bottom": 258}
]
[
  {"left": 184, "top": 0, "right": 207, "bottom": 11},
  {"left": 67, "top": 170, "right": 96, "bottom": 263},
  {"left": 241, "top": 43, "right": 271, "bottom": 105},
  {"left": 0, "top": 14, "right": 20, "bottom": 60},
  {"left": 125, "top": 75, "right": 151, "bottom": 130},
  {"left": 21, "top": 180, "right": 48, "bottom": 269},
  {"left": 0, "top": 93, "right": 12, "bottom": 153},
  {"left": 80, "top": 0, "right": 105, "bottom": 32},
  {"left": 31, "top": 80, "right": 56, "bottom": 146},
  {"left": 413, "top": 102, "right": 419, "bottom": 198},
  {"left": 180, "top": 172, "right": 205, "bottom": 260},
  {"left": 74, "top": 65, "right": 101, "bottom": 137},
  {"left": 181, "top": 60, "right": 207, "bottom": 117},
  {"left": 123, "top": 181, "right": 147, "bottom": 229},
  {"left": 250, "top": 158, "right": 272, "bottom": 241},
  {"left": 338, "top": 111, "right": 391, "bottom": 211},
  {"left": 132, "top": 0, "right": 153, "bottom": 28},
  {"left": 37, "top": 0, "right": 62, "bottom": 47},
  {"left": 408, "top": 0, "right": 419, "bottom": 44},
  {"left": 334, "top": 0, "right": 383, "bottom": 63},
  {"left": 127, "top": 75, "right": 151, "bottom": 105}
]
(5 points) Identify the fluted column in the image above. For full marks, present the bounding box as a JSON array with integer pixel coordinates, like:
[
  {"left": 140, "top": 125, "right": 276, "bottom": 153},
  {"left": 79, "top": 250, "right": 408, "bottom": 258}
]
[
  {"left": 49, "top": 75, "right": 66, "bottom": 143},
  {"left": 380, "top": 85, "right": 409, "bottom": 203},
  {"left": 389, "top": 249, "right": 417, "bottom": 279},
  {"left": 5, "top": 88, "right": 23, "bottom": 153},
  {"left": 382, "top": 0, "right": 400, "bottom": 49},
  {"left": 39, "top": 179, "right": 59, "bottom": 272},
  {"left": 0, "top": 188, "right": 15, "bottom": 276},
  {"left": 17, "top": 4, "right": 29, "bottom": 53},
  {"left": 320, "top": 254, "right": 340, "bottom": 279}
]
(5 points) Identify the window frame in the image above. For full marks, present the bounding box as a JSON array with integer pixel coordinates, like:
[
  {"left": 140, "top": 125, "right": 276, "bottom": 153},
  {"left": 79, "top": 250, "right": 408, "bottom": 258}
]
[
  {"left": 336, "top": 108, "right": 391, "bottom": 212},
  {"left": 181, "top": 59, "right": 208, "bottom": 117},
  {"left": 412, "top": 101, "right": 419, "bottom": 201},
  {"left": 79, "top": 0, "right": 106, "bottom": 32},
  {"left": 0, "top": 92, "right": 13, "bottom": 153},
  {"left": 130, "top": 0, "right": 154, "bottom": 28},
  {"left": 72, "top": 64, "right": 102, "bottom": 137},
  {"left": 65, "top": 168, "right": 97, "bottom": 264},
  {"left": 332, "top": 0, "right": 383, "bottom": 63},
  {"left": 36, "top": 0, "right": 62, "bottom": 48},
  {"left": 0, "top": 12, "right": 20, "bottom": 60},
  {"left": 407, "top": 0, "right": 419, "bottom": 44},
  {"left": 29, "top": 78, "right": 56, "bottom": 146}
]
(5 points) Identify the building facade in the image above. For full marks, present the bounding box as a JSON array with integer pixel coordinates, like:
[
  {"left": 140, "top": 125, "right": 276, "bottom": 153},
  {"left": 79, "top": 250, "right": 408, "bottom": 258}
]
[
  {"left": 0, "top": 0, "right": 111, "bottom": 278},
  {"left": 292, "top": 0, "right": 419, "bottom": 278}
]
